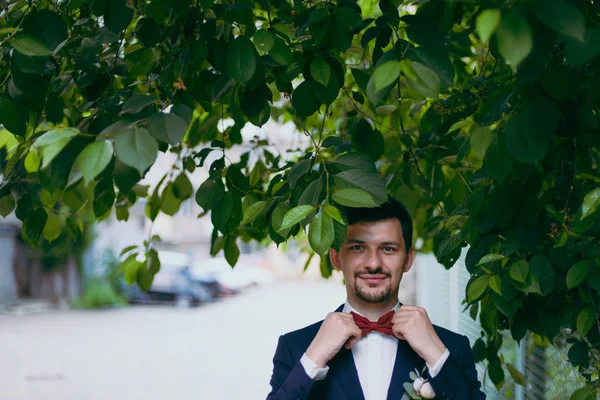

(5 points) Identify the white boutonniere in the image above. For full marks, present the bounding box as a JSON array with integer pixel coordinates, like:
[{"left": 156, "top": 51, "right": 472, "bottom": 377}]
[{"left": 401, "top": 366, "right": 436, "bottom": 399}]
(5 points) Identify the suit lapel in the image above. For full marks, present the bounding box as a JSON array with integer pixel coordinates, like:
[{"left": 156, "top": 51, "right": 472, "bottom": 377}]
[
  {"left": 328, "top": 304, "right": 365, "bottom": 400},
  {"left": 386, "top": 339, "right": 426, "bottom": 400},
  {"left": 329, "top": 347, "right": 365, "bottom": 400}
]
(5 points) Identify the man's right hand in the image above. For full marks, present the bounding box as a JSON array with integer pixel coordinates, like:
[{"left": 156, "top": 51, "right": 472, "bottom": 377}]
[{"left": 305, "top": 312, "right": 362, "bottom": 368}]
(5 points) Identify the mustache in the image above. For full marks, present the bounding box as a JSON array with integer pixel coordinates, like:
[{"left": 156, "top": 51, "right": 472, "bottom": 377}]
[{"left": 354, "top": 269, "right": 390, "bottom": 278}]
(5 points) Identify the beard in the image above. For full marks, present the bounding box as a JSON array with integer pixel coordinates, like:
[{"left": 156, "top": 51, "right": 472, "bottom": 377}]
[{"left": 353, "top": 270, "right": 393, "bottom": 304}]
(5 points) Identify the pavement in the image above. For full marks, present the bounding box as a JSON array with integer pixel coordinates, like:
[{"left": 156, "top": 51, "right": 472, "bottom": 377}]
[{"left": 0, "top": 280, "right": 346, "bottom": 400}]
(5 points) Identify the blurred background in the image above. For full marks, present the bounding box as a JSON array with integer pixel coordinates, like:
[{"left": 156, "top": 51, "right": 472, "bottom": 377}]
[{"left": 0, "top": 119, "right": 588, "bottom": 399}]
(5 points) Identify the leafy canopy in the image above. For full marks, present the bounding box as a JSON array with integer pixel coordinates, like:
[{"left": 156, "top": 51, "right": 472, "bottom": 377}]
[{"left": 0, "top": 0, "right": 599, "bottom": 396}]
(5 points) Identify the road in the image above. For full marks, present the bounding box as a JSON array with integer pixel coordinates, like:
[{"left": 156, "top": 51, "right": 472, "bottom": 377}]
[{"left": 0, "top": 281, "right": 346, "bottom": 400}]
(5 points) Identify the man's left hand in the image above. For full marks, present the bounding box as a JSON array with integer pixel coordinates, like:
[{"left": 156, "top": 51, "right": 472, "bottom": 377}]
[{"left": 392, "top": 305, "right": 447, "bottom": 366}]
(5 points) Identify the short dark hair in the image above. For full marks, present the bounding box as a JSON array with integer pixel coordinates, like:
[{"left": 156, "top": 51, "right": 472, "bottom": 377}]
[{"left": 343, "top": 197, "right": 413, "bottom": 253}]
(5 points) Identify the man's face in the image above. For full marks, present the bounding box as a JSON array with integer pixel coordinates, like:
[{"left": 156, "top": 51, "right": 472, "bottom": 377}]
[{"left": 329, "top": 218, "right": 414, "bottom": 305}]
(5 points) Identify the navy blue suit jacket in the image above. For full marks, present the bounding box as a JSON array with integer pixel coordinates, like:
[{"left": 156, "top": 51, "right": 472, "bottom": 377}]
[{"left": 267, "top": 304, "right": 485, "bottom": 400}]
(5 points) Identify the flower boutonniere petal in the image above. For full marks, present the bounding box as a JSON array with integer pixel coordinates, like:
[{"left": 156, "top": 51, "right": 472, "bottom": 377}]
[{"left": 401, "top": 366, "right": 436, "bottom": 400}]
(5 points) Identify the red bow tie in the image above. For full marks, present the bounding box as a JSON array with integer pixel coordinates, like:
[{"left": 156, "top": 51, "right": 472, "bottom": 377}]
[{"left": 350, "top": 311, "right": 395, "bottom": 336}]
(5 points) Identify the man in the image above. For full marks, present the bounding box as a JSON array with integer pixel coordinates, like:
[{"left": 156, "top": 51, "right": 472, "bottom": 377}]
[{"left": 267, "top": 197, "right": 485, "bottom": 400}]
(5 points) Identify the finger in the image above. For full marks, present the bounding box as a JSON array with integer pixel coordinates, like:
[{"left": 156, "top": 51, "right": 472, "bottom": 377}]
[
  {"left": 398, "top": 305, "right": 424, "bottom": 311},
  {"left": 345, "top": 336, "right": 361, "bottom": 349}
]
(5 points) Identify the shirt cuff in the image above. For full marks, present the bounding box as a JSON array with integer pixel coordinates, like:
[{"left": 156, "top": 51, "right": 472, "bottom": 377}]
[
  {"left": 300, "top": 353, "right": 329, "bottom": 381},
  {"left": 426, "top": 349, "right": 450, "bottom": 378}
]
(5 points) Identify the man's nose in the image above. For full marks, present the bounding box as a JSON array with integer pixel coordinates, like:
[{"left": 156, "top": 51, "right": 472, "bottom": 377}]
[{"left": 364, "top": 250, "right": 383, "bottom": 271}]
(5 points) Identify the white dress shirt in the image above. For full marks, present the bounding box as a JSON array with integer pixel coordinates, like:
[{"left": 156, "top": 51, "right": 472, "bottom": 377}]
[{"left": 301, "top": 300, "right": 450, "bottom": 400}]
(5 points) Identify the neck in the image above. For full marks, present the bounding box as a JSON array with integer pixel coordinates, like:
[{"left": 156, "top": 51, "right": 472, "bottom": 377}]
[{"left": 347, "top": 294, "right": 399, "bottom": 321}]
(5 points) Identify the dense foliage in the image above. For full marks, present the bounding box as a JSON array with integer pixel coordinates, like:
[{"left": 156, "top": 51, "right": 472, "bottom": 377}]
[{"left": 0, "top": 0, "right": 599, "bottom": 396}]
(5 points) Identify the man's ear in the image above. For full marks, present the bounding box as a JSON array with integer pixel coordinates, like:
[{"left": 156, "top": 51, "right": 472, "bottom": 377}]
[
  {"left": 329, "top": 248, "right": 342, "bottom": 271},
  {"left": 403, "top": 247, "right": 416, "bottom": 273}
]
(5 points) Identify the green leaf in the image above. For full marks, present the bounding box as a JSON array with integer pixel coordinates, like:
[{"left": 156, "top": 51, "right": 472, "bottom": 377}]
[
  {"left": 505, "top": 113, "right": 548, "bottom": 164},
  {"left": 242, "top": 200, "right": 267, "bottom": 225},
  {"left": 476, "top": 9, "right": 501, "bottom": 44},
  {"left": 437, "top": 232, "right": 464, "bottom": 260},
  {"left": 333, "top": 152, "right": 377, "bottom": 173},
  {"left": 334, "top": 169, "right": 388, "bottom": 205},
  {"left": 534, "top": 0, "right": 585, "bottom": 42},
  {"left": 104, "top": 0, "right": 133, "bottom": 33},
  {"left": 24, "top": 150, "right": 41, "bottom": 173},
  {"left": 10, "top": 34, "right": 52, "bottom": 56},
  {"left": 489, "top": 275, "right": 502, "bottom": 295},
  {"left": 288, "top": 159, "right": 312, "bottom": 188},
  {"left": 373, "top": 61, "right": 401, "bottom": 91},
  {"left": 577, "top": 307, "right": 596, "bottom": 336},
  {"left": 470, "top": 125, "right": 492, "bottom": 159},
  {"left": 483, "top": 135, "right": 513, "bottom": 182},
  {"left": 211, "top": 191, "right": 242, "bottom": 234},
  {"left": 567, "top": 261, "right": 590, "bottom": 290},
  {"left": 404, "top": 61, "right": 440, "bottom": 99},
  {"left": 351, "top": 120, "right": 385, "bottom": 161},
  {"left": 94, "top": 177, "right": 116, "bottom": 218},
  {"left": 42, "top": 213, "right": 62, "bottom": 243},
  {"left": 226, "top": 165, "right": 250, "bottom": 192},
  {"left": 488, "top": 359, "right": 505, "bottom": 389},
  {"left": 147, "top": 113, "right": 189, "bottom": 146},
  {"left": 271, "top": 202, "right": 292, "bottom": 238},
  {"left": 495, "top": 12, "right": 533, "bottom": 66},
  {"left": 23, "top": 207, "right": 48, "bottom": 245},
  {"left": 568, "top": 341, "right": 589, "bottom": 367},
  {"left": 123, "top": 255, "right": 142, "bottom": 286},
  {"left": 375, "top": 105, "right": 396, "bottom": 116},
  {"left": 172, "top": 173, "right": 194, "bottom": 200},
  {"left": 195, "top": 179, "right": 225, "bottom": 211},
  {"left": 269, "top": 36, "right": 293, "bottom": 66},
  {"left": 324, "top": 205, "right": 345, "bottom": 225},
  {"left": 309, "top": 210, "right": 334, "bottom": 255},
  {"left": 320, "top": 254, "right": 333, "bottom": 279},
  {"left": 0, "top": 96, "right": 26, "bottom": 135},
  {"left": 529, "top": 255, "right": 556, "bottom": 296},
  {"left": 407, "top": 47, "right": 454, "bottom": 88},
  {"left": 565, "top": 29, "right": 600, "bottom": 65},
  {"left": 279, "top": 205, "right": 315, "bottom": 232},
  {"left": 313, "top": 73, "right": 341, "bottom": 106},
  {"left": 114, "top": 128, "right": 158, "bottom": 175},
  {"left": 227, "top": 36, "right": 259, "bottom": 85},
  {"left": 570, "top": 385, "right": 593, "bottom": 400},
  {"left": 447, "top": 120, "right": 474, "bottom": 134},
  {"left": 467, "top": 275, "right": 489, "bottom": 303},
  {"left": 580, "top": 188, "right": 600, "bottom": 220},
  {"left": 0, "top": 193, "right": 16, "bottom": 217},
  {"left": 120, "top": 95, "right": 156, "bottom": 115},
  {"left": 310, "top": 57, "right": 331, "bottom": 87},
  {"left": 505, "top": 363, "right": 525, "bottom": 386},
  {"left": 332, "top": 188, "right": 378, "bottom": 208},
  {"left": 33, "top": 128, "right": 79, "bottom": 169},
  {"left": 253, "top": 30, "right": 275, "bottom": 53},
  {"left": 509, "top": 260, "right": 529, "bottom": 283},
  {"left": 292, "top": 81, "right": 320, "bottom": 117},
  {"left": 477, "top": 254, "right": 505, "bottom": 266},
  {"left": 541, "top": 69, "right": 566, "bottom": 101},
  {"left": 224, "top": 235, "right": 240, "bottom": 267},
  {"left": 76, "top": 140, "right": 114, "bottom": 184}
]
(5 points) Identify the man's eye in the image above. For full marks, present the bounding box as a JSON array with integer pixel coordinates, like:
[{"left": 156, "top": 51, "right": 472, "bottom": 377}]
[
  {"left": 350, "top": 245, "right": 363, "bottom": 251},
  {"left": 383, "top": 247, "right": 397, "bottom": 252}
]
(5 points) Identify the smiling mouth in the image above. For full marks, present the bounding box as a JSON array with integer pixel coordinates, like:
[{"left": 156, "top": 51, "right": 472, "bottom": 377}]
[{"left": 359, "top": 275, "right": 387, "bottom": 285}]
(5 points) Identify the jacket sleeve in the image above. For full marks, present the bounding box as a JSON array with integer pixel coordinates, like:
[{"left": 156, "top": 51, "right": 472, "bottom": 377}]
[
  {"left": 266, "top": 335, "right": 316, "bottom": 400},
  {"left": 427, "top": 335, "right": 486, "bottom": 400}
]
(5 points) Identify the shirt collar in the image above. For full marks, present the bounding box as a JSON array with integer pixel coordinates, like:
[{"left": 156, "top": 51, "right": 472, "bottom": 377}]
[{"left": 343, "top": 299, "right": 401, "bottom": 317}]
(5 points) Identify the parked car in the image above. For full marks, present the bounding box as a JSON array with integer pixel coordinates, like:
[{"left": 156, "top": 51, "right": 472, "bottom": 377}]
[
  {"left": 190, "top": 257, "right": 273, "bottom": 293},
  {"left": 124, "top": 251, "right": 220, "bottom": 307}
]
